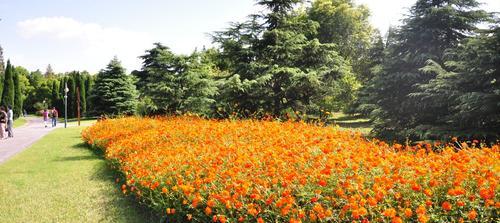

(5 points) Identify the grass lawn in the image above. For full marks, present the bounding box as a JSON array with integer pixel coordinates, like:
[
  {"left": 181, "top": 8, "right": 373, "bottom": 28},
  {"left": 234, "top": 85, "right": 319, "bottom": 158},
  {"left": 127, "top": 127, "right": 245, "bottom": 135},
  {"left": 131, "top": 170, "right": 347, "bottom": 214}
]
[
  {"left": 0, "top": 126, "right": 158, "bottom": 222},
  {"left": 13, "top": 117, "right": 27, "bottom": 128},
  {"left": 329, "top": 113, "right": 373, "bottom": 135}
]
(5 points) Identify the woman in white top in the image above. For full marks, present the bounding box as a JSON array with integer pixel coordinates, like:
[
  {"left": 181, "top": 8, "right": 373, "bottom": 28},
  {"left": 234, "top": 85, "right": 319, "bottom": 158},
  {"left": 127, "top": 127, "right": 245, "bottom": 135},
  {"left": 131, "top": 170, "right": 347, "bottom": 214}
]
[{"left": 6, "top": 105, "right": 13, "bottom": 138}]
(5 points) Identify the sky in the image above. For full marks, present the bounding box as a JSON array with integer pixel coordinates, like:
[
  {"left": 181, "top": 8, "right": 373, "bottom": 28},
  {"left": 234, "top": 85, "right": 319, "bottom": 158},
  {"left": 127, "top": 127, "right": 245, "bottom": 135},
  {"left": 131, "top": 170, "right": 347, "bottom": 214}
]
[{"left": 0, "top": 0, "right": 499, "bottom": 73}]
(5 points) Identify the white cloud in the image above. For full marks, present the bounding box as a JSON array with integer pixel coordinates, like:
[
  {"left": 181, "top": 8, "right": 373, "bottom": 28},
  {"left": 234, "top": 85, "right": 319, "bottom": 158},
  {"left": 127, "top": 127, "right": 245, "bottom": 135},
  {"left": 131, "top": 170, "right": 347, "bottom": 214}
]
[{"left": 17, "top": 16, "right": 154, "bottom": 73}]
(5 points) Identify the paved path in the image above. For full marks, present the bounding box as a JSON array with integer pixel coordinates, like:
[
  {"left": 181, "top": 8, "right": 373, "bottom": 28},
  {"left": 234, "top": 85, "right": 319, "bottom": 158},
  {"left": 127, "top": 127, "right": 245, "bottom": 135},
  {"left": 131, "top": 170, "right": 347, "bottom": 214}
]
[{"left": 0, "top": 117, "right": 58, "bottom": 164}]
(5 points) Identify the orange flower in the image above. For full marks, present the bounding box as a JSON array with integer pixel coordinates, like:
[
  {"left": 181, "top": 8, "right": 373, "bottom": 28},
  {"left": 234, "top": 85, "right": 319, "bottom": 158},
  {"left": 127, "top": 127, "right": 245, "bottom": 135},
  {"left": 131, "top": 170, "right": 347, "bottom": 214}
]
[
  {"left": 416, "top": 205, "right": 426, "bottom": 216},
  {"left": 467, "top": 210, "right": 477, "bottom": 220},
  {"left": 383, "top": 208, "right": 396, "bottom": 218},
  {"left": 418, "top": 214, "right": 429, "bottom": 223},
  {"left": 423, "top": 188, "right": 432, "bottom": 197},
  {"left": 392, "top": 216, "right": 403, "bottom": 223},
  {"left": 441, "top": 201, "right": 452, "bottom": 211},
  {"left": 404, "top": 208, "right": 412, "bottom": 217},
  {"left": 82, "top": 117, "right": 500, "bottom": 222},
  {"left": 204, "top": 207, "right": 212, "bottom": 215}
]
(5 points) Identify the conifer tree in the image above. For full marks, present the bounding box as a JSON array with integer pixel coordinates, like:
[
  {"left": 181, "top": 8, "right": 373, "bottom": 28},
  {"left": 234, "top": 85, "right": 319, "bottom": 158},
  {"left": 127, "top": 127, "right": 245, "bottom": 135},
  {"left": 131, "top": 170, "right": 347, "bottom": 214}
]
[
  {"left": 89, "top": 57, "right": 138, "bottom": 115},
  {"left": 367, "top": 0, "right": 489, "bottom": 140},
  {"left": 13, "top": 70, "right": 22, "bottom": 117},
  {"left": 51, "top": 80, "right": 61, "bottom": 112},
  {"left": 135, "top": 44, "right": 218, "bottom": 115},
  {"left": 84, "top": 75, "right": 94, "bottom": 112},
  {"left": 212, "top": 0, "right": 357, "bottom": 117},
  {"left": 1, "top": 60, "right": 14, "bottom": 107},
  {"left": 67, "top": 73, "right": 76, "bottom": 118},
  {"left": 415, "top": 24, "right": 500, "bottom": 139},
  {"left": 78, "top": 72, "right": 87, "bottom": 115}
]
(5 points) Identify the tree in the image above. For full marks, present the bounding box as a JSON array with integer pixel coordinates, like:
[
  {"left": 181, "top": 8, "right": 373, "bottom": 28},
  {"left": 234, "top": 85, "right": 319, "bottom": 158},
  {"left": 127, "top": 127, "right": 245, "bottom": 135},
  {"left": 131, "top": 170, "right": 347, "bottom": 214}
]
[
  {"left": 1, "top": 60, "right": 14, "bottom": 107},
  {"left": 45, "top": 64, "right": 55, "bottom": 78},
  {"left": 84, "top": 75, "right": 94, "bottom": 113},
  {"left": 308, "top": 0, "right": 374, "bottom": 79},
  {"left": 23, "top": 70, "right": 44, "bottom": 112},
  {"left": 212, "top": 0, "right": 357, "bottom": 118},
  {"left": 135, "top": 44, "right": 218, "bottom": 115},
  {"left": 51, "top": 80, "right": 60, "bottom": 111},
  {"left": 13, "top": 70, "right": 22, "bottom": 117},
  {"left": 367, "top": 0, "right": 489, "bottom": 140},
  {"left": 67, "top": 73, "right": 76, "bottom": 118},
  {"left": 414, "top": 24, "right": 500, "bottom": 140},
  {"left": 14, "top": 66, "right": 31, "bottom": 104},
  {"left": 89, "top": 57, "right": 138, "bottom": 116},
  {"left": 78, "top": 72, "right": 87, "bottom": 115}
]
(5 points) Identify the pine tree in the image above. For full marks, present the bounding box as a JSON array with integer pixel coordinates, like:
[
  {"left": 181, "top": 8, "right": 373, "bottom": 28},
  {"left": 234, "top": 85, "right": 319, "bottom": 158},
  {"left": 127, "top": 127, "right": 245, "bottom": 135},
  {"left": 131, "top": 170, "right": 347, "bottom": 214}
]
[
  {"left": 135, "top": 44, "right": 218, "bottom": 115},
  {"left": 367, "top": 0, "right": 489, "bottom": 140},
  {"left": 89, "top": 57, "right": 138, "bottom": 116},
  {"left": 416, "top": 24, "right": 500, "bottom": 140},
  {"left": 1, "top": 60, "right": 15, "bottom": 107},
  {"left": 212, "top": 0, "right": 356, "bottom": 117},
  {"left": 13, "top": 70, "right": 22, "bottom": 118}
]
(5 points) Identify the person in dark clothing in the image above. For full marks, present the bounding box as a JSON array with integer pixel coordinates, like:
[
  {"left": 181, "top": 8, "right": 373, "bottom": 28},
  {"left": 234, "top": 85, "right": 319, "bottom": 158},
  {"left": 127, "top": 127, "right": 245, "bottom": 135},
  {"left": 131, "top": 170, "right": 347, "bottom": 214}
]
[{"left": 51, "top": 107, "right": 59, "bottom": 127}]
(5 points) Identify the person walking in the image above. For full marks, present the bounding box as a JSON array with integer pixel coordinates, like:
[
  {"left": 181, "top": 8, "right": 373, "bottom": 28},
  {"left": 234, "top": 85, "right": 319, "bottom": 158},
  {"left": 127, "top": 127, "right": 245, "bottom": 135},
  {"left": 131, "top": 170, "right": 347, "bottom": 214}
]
[
  {"left": 51, "top": 107, "right": 58, "bottom": 127},
  {"left": 0, "top": 106, "right": 7, "bottom": 139},
  {"left": 42, "top": 109, "right": 49, "bottom": 128},
  {"left": 6, "top": 105, "right": 13, "bottom": 138}
]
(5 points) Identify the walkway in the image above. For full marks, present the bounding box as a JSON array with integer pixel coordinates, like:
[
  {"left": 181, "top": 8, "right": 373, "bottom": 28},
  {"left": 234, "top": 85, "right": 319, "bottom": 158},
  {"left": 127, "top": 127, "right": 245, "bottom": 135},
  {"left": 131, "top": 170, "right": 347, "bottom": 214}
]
[{"left": 0, "top": 117, "right": 58, "bottom": 164}]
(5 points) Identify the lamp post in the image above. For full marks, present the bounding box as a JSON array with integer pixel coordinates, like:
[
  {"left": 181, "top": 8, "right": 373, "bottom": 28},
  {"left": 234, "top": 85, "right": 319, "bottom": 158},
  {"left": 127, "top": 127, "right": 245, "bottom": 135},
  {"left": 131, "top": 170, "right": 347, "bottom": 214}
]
[{"left": 64, "top": 83, "right": 69, "bottom": 128}]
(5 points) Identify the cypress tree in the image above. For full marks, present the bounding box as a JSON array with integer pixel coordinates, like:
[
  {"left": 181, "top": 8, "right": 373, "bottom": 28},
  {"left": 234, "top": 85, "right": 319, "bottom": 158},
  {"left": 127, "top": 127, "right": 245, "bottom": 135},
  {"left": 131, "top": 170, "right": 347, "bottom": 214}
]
[
  {"left": 79, "top": 73, "right": 87, "bottom": 116},
  {"left": 89, "top": 57, "right": 138, "bottom": 116},
  {"left": 1, "top": 60, "right": 15, "bottom": 107},
  {"left": 84, "top": 76, "right": 93, "bottom": 113},
  {"left": 13, "top": 70, "right": 22, "bottom": 118},
  {"left": 51, "top": 80, "right": 61, "bottom": 111},
  {"left": 67, "top": 73, "right": 76, "bottom": 118}
]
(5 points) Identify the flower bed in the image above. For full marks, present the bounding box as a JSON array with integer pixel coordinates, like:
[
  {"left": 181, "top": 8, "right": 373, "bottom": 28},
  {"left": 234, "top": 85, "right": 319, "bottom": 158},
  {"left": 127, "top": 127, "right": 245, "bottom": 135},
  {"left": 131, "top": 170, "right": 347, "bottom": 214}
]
[{"left": 82, "top": 117, "right": 499, "bottom": 222}]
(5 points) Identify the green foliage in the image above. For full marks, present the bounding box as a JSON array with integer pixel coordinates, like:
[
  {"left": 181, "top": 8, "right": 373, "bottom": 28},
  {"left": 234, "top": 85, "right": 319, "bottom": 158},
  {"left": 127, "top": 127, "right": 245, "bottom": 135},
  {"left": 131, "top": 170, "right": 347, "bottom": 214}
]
[
  {"left": 366, "top": 0, "right": 490, "bottom": 141},
  {"left": 13, "top": 70, "right": 22, "bottom": 118},
  {"left": 412, "top": 24, "right": 500, "bottom": 140},
  {"left": 89, "top": 57, "right": 138, "bottom": 116},
  {"left": 212, "top": 1, "right": 358, "bottom": 118},
  {"left": 79, "top": 72, "right": 88, "bottom": 115},
  {"left": 308, "top": 0, "right": 375, "bottom": 80},
  {"left": 1, "top": 60, "right": 15, "bottom": 107},
  {"left": 84, "top": 75, "right": 94, "bottom": 112},
  {"left": 67, "top": 73, "right": 76, "bottom": 117},
  {"left": 135, "top": 44, "right": 218, "bottom": 116}
]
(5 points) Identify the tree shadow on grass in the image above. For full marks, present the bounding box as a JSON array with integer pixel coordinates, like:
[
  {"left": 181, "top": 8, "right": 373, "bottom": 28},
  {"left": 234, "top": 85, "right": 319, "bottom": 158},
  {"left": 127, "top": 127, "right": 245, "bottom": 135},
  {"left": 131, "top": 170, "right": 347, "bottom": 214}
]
[
  {"left": 90, "top": 162, "right": 162, "bottom": 222},
  {"left": 54, "top": 155, "right": 98, "bottom": 161},
  {"left": 77, "top": 142, "right": 162, "bottom": 223},
  {"left": 336, "top": 121, "right": 372, "bottom": 129}
]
